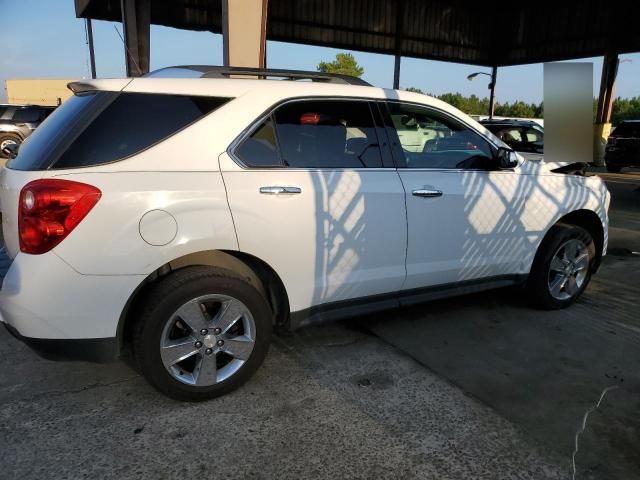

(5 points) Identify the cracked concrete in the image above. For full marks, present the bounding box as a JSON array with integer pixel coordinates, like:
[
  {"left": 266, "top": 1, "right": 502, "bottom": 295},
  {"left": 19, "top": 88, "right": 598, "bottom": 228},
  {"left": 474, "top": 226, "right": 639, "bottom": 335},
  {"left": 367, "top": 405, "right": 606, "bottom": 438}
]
[{"left": 0, "top": 322, "right": 569, "bottom": 479}]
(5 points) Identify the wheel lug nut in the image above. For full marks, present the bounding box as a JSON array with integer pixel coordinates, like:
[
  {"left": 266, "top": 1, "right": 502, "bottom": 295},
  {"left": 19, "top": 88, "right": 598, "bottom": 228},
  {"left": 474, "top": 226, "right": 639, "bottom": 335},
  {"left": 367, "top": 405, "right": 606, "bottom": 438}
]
[
  {"left": 195, "top": 341, "right": 203, "bottom": 348},
  {"left": 216, "top": 339, "right": 224, "bottom": 346},
  {"left": 213, "top": 328, "right": 222, "bottom": 335},
  {"left": 205, "top": 348, "right": 213, "bottom": 355},
  {"left": 200, "top": 329, "right": 208, "bottom": 335}
]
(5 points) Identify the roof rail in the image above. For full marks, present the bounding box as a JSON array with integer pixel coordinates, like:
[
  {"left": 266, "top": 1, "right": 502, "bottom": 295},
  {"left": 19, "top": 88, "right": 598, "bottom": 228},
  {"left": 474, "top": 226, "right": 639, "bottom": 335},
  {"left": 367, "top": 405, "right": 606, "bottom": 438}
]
[{"left": 147, "top": 65, "right": 372, "bottom": 86}]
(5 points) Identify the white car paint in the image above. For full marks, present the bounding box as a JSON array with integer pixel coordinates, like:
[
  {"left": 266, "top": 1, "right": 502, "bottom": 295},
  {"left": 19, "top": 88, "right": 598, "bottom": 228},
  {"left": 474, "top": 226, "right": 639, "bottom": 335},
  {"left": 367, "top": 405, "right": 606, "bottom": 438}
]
[{"left": 0, "top": 75, "right": 610, "bottom": 344}]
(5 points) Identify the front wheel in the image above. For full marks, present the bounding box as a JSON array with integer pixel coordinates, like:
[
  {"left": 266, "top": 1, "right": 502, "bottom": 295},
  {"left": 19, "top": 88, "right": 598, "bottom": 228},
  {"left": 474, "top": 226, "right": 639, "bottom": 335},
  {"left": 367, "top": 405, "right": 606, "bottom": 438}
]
[
  {"left": 133, "top": 266, "right": 272, "bottom": 401},
  {"left": 528, "top": 224, "right": 596, "bottom": 309}
]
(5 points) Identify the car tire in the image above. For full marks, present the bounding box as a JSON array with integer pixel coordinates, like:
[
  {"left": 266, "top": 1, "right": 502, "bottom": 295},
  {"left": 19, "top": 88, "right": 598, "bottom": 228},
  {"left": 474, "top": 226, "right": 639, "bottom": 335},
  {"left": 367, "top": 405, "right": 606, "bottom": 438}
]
[
  {"left": 527, "top": 223, "right": 596, "bottom": 310},
  {"left": 133, "top": 266, "right": 272, "bottom": 401},
  {"left": 0, "top": 133, "right": 21, "bottom": 159},
  {"left": 606, "top": 165, "right": 621, "bottom": 173}
]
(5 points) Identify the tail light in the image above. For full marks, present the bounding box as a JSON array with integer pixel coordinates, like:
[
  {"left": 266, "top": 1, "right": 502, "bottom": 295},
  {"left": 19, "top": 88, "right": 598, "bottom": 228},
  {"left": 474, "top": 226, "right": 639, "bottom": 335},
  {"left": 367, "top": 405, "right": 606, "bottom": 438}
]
[{"left": 18, "top": 179, "right": 101, "bottom": 254}]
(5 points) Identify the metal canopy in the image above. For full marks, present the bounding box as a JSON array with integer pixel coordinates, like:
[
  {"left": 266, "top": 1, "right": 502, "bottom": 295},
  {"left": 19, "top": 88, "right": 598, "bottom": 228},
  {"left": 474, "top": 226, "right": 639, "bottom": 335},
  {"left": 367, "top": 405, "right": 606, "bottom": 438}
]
[{"left": 75, "top": 0, "right": 640, "bottom": 67}]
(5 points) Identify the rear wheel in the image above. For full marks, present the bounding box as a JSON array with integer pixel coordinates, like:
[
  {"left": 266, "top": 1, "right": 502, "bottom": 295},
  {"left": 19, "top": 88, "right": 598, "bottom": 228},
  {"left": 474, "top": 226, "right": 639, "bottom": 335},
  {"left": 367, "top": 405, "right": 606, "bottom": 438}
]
[
  {"left": 528, "top": 224, "right": 596, "bottom": 309},
  {"left": 0, "top": 133, "right": 21, "bottom": 159},
  {"left": 133, "top": 266, "right": 272, "bottom": 401}
]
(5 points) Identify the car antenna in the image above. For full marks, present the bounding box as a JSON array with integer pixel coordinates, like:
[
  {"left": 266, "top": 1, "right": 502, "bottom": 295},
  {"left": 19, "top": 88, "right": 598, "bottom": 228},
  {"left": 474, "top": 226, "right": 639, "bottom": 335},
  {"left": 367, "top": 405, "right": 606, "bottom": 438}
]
[{"left": 113, "top": 24, "right": 142, "bottom": 76}]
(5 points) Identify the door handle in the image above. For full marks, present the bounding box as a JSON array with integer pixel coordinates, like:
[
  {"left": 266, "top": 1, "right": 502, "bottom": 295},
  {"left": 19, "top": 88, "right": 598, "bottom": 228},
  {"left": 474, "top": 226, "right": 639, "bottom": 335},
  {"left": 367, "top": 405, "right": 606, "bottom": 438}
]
[
  {"left": 259, "top": 186, "right": 302, "bottom": 195},
  {"left": 412, "top": 189, "right": 443, "bottom": 198}
]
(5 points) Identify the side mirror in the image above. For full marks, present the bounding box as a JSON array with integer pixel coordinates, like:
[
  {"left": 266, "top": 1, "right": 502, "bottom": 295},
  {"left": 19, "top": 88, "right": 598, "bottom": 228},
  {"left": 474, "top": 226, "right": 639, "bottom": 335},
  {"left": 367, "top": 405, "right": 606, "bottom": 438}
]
[
  {"left": 2, "top": 143, "right": 19, "bottom": 159},
  {"left": 496, "top": 146, "right": 518, "bottom": 169}
]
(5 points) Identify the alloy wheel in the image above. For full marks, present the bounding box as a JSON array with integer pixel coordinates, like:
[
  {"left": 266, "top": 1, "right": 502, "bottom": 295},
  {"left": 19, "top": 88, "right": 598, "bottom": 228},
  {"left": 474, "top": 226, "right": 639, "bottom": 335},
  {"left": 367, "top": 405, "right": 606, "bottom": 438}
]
[
  {"left": 547, "top": 238, "right": 590, "bottom": 301},
  {"left": 160, "top": 294, "right": 256, "bottom": 386}
]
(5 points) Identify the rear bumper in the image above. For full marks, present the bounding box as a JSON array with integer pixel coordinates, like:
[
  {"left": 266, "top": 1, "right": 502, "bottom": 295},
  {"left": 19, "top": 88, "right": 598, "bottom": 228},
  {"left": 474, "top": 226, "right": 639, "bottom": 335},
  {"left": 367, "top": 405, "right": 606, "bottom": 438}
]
[
  {"left": 3, "top": 322, "right": 117, "bottom": 362},
  {"left": 0, "top": 250, "right": 144, "bottom": 361}
]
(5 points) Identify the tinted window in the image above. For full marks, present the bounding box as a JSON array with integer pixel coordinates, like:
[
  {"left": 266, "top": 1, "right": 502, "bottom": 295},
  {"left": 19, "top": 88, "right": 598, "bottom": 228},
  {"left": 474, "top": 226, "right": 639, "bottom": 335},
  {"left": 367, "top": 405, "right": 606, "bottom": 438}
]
[
  {"left": 612, "top": 123, "right": 640, "bottom": 138},
  {"left": 54, "top": 93, "right": 228, "bottom": 168},
  {"left": 236, "top": 117, "right": 280, "bottom": 167},
  {"left": 8, "top": 93, "right": 108, "bottom": 171},
  {"left": 388, "top": 103, "right": 494, "bottom": 169},
  {"left": 9, "top": 92, "right": 229, "bottom": 171},
  {"left": 12, "top": 107, "right": 42, "bottom": 123},
  {"left": 273, "top": 100, "right": 383, "bottom": 168}
]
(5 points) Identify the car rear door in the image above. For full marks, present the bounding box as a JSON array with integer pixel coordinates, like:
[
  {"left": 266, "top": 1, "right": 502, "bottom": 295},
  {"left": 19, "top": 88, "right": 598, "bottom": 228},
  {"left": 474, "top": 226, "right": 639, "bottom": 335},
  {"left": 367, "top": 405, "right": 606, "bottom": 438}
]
[{"left": 220, "top": 98, "right": 407, "bottom": 315}]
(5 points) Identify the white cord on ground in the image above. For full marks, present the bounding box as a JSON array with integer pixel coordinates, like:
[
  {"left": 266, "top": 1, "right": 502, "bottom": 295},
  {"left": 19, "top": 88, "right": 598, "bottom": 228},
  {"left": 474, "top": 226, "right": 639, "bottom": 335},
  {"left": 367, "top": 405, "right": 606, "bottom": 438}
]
[{"left": 571, "top": 385, "right": 619, "bottom": 480}]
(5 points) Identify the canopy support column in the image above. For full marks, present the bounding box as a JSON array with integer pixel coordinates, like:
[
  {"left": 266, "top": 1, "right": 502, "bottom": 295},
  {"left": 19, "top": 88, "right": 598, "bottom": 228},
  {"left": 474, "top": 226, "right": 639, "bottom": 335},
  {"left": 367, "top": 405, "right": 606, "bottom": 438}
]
[
  {"left": 120, "top": 0, "right": 150, "bottom": 76},
  {"left": 594, "top": 53, "right": 619, "bottom": 165},
  {"left": 222, "top": 0, "right": 268, "bottom": 68}
]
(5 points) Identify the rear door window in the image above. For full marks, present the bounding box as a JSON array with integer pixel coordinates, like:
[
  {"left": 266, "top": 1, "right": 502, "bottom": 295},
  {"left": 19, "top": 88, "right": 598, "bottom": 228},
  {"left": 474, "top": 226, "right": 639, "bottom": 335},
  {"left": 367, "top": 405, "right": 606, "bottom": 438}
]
[
  {"left": 235, "top": 99, "right": 385, "bottom": 169},
  {"left": 8, "top": 92, "right": 230, "bottom": 171}
]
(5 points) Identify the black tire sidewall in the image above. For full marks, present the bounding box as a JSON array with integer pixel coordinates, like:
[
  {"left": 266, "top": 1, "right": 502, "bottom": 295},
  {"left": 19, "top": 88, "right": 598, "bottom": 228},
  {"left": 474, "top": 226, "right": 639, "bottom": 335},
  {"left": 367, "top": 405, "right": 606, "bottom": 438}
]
[
  {"left": 135, "top": 267, "right": 272, "bottom": 401},
  {"left": 0, "top": 133, "right": 21, "bottom": 159},
  {"left": 528, "top": 224, "right": 595, "bottom": 309}
]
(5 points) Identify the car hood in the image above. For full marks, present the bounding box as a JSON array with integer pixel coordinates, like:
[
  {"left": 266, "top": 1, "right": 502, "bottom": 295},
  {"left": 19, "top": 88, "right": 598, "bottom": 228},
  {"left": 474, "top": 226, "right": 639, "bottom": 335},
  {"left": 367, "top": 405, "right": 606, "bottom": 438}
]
[{"left": 519, "top": 158, "right": 589, "bottom": 176}]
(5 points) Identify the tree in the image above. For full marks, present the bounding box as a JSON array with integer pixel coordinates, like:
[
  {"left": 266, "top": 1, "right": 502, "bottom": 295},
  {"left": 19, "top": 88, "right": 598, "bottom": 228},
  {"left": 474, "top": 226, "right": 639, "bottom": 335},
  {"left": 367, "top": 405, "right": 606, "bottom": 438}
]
[
  {"left": 317, "top": 53, "right": 364, "bottom": 78},
  {"left": 405, "top": 87, "right": 424, "bottom": 94}
]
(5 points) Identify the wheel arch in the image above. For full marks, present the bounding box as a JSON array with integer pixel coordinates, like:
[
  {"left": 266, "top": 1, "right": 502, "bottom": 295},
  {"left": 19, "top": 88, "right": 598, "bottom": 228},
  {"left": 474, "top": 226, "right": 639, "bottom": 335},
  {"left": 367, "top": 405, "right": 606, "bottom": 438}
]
[
  {"left": 542, "top": 209, "right": 605, "bottom": 271},
  {"left": 116, "top": 250, "right": 290, "bottom": 355}
]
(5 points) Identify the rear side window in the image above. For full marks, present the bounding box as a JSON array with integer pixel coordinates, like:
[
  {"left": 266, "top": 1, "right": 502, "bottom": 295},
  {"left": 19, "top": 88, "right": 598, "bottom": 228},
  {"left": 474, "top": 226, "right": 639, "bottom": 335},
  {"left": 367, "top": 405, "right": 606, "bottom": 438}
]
[
  {"left": 12, "top": 107, "right": 42, "bottom": 123},
  {"left": 8, "top": 92, "right": 229, "bottom": 171},
  {"left": 235, "top": 99, "right": 384, "bottom": 168},
  {"left": 54, "top": 93, "right": 228, "bottom": 168},
  {"left": 235, "top": 117, "right": 279, "bottom": 167}
]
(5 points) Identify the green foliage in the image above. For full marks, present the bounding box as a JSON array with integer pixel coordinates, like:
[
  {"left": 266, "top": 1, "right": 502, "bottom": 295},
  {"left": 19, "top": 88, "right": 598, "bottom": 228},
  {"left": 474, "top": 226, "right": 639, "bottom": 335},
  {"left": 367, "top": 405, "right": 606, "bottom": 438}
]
[
  {"left": 610, "top": 96, "right": 640, "bottom": 124},
  {"left": 405, "top": 89, "right": 640, "bottom": 124},
  {"left": 317, "top": 53, "right": 364, "bottom": 78}
]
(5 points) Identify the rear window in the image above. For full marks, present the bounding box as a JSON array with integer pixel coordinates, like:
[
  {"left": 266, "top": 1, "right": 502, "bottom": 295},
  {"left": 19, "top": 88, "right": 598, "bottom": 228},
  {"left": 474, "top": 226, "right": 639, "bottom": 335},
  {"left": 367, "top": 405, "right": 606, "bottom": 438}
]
[{"left": 7, "top": 92, "right": 229, "bottom": 171}]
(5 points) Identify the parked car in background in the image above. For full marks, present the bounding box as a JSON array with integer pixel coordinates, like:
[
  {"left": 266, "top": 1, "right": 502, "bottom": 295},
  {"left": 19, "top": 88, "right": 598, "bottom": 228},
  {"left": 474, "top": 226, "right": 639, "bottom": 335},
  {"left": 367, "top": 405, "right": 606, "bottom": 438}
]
[
  {"left": 0, "top": 67, "right": 609, "bottom": 401},
  {"left": 480, "top": 119, "right": 544, "bottom": 157},
  {"left": 0, "top": 104, "right": 56, "bottom": 161},
  {"left": 604, "top": 120, "right": 640, "bottom": 172}
]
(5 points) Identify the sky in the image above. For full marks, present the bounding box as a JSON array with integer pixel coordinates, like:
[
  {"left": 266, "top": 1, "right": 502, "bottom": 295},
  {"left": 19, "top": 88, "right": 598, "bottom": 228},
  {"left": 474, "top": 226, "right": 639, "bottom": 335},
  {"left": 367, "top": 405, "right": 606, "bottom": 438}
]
[{"left": 1, "top": 0, "right": 639, "bottom": 104}]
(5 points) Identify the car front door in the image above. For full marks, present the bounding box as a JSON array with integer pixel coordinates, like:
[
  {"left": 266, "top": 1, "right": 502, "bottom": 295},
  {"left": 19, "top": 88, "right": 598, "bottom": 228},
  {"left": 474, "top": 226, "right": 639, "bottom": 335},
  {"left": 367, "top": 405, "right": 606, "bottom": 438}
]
[
  {"left": 220, "top": 98, "right": 408, "bottom": 315},
  {"left": 383, "top": 101, "right": 528, "bottom": 291}
]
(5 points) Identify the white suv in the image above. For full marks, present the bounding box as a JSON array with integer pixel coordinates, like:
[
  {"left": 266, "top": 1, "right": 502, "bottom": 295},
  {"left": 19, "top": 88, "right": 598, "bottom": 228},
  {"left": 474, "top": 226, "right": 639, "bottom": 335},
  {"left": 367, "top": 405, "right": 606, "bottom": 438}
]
[{"left": 0, "top": 67, "right": 610, "bottom": 401}]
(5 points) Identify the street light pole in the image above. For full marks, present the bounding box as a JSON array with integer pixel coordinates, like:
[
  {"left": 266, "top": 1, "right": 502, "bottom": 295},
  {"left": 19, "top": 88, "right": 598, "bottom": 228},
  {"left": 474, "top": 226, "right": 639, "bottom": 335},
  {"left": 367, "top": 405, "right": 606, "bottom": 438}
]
[
  {"left": 467, "top": 68, "right": 498, "bottom": 119},
  {"left": 488, "top": 66, "right": 497, "bottom": 119}
]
